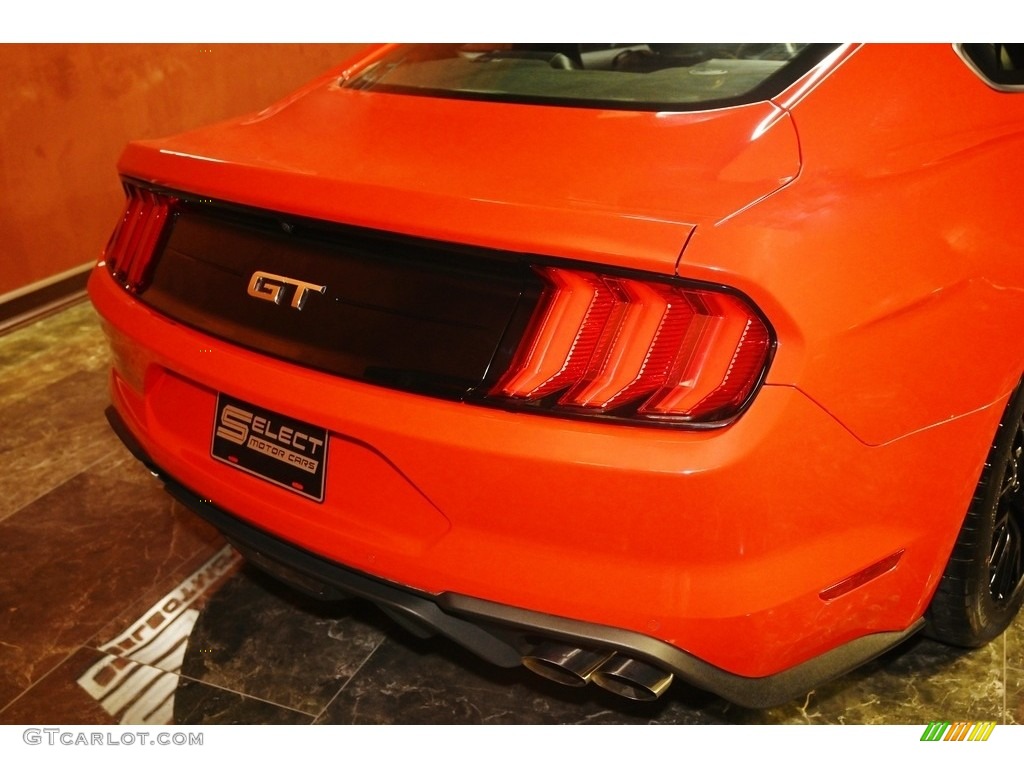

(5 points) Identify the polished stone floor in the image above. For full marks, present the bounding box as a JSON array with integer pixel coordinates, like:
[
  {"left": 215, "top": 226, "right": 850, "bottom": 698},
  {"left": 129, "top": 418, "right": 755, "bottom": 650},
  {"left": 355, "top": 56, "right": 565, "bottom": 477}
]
[{"left": 1, "top": 301, "right": 1022, "bottom": 725}]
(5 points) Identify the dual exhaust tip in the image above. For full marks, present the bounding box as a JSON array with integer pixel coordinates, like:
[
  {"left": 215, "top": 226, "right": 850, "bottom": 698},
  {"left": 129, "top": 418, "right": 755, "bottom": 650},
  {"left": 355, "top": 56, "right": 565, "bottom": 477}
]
[{"left": 521, "top": 642, "right": 673, "bottom": 701}]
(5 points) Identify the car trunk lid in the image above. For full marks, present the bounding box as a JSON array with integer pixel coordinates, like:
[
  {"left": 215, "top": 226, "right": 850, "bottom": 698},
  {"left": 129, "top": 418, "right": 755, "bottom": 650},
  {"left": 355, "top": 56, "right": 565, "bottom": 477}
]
[{"left": 119, "top": 84, "right": 800, "bottom": 275}]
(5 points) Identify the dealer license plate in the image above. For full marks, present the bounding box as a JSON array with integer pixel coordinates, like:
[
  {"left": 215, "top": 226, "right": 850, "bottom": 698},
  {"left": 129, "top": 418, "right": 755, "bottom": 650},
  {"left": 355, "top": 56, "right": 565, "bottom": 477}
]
[{"left": 211, "top": 393, "right": 328, "bottom": 502}]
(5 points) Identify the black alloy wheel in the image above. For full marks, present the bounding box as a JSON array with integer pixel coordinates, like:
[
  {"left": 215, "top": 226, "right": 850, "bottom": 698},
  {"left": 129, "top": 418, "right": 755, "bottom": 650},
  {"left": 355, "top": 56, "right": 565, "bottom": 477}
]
[
  {"left": 989, "top": 411, "right": 1024, "bottom": 606},
  {"left": 926, "top": 379, "right": 1024, "bottom": 647}
]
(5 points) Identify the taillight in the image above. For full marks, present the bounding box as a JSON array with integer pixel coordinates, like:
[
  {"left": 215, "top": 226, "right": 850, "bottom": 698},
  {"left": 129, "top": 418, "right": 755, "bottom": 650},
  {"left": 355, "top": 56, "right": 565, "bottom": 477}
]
[
  {"left": 490, "top": 266, "right": 772, "bottom": 426},
  {"left": 103, "top": 184, "right": 177, "bottom": 293}
]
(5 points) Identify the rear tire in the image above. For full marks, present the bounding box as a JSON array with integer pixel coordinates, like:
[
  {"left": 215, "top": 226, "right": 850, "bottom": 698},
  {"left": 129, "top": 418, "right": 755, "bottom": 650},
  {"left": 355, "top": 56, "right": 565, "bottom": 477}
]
[{"left": 925, "top": 379, "right": 1024, "bottom": 647}]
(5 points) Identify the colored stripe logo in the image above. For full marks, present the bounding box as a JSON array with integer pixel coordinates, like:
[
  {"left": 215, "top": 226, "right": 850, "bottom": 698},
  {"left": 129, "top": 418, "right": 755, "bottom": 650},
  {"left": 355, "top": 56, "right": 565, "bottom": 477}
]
[{"left": 921, "top": 721, "right": 996, "bottom": 741}]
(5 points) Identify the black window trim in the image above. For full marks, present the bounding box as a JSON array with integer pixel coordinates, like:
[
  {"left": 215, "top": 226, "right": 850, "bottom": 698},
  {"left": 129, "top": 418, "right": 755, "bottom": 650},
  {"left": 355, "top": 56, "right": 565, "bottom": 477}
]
[{"left": 955, "top": 43, "right": 1024, "bottom": 93}]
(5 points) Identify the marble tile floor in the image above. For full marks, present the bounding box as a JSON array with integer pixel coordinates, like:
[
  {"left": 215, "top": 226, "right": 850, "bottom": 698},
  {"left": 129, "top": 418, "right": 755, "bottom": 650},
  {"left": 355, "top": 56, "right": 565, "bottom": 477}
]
[{"left": 1, "top": 300, "right": 1022, "bottom": 725}]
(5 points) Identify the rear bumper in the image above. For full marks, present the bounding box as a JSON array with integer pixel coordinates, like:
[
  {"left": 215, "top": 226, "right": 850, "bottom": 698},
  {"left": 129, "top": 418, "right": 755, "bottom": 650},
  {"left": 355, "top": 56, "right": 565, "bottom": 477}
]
[
  {"left": 91, "top": 262, "right": 996, "bottom": 694},
  {"left": 108, "top": 403, "right": 923, "bottom": 708}
]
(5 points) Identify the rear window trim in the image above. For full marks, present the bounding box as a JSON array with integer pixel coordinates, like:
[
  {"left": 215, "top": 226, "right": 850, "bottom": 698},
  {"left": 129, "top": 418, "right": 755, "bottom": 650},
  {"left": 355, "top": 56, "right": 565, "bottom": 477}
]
[
  {"left": 955, "top": 43, "right": 1024, "bottom": 92},
  {"left": 343, "top": 43, "right": 841, "bottom": 113}
]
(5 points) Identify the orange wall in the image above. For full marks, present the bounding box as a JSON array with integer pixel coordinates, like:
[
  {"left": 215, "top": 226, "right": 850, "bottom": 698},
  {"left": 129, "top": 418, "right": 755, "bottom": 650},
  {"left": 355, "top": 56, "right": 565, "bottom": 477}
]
[{"left": 0, "top": 44, "right": 363, "bottom": 297}]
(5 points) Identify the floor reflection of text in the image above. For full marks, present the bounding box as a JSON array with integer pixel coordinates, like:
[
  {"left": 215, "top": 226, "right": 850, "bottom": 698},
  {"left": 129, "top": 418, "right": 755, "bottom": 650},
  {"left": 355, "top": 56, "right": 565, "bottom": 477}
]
[{"left": 77, "top": 546, "right": 241, "bottom": 724}]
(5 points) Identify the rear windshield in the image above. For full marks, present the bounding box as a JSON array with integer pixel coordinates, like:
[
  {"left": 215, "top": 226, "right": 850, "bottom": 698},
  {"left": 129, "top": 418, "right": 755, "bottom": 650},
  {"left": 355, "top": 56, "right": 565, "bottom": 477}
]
[{"left": 343, "top": 44, "right": 838, "bottom": 111}]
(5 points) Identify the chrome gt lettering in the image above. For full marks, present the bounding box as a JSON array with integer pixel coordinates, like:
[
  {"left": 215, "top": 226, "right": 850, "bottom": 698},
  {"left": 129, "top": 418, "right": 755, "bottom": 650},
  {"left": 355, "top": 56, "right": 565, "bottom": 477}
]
[{"left": 247, "top": 271, "right": 326, "bottom": 310}]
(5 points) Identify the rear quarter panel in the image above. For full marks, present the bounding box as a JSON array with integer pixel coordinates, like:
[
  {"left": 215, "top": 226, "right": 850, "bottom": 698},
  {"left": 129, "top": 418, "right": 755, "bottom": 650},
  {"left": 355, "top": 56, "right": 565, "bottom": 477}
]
[{"left": 680, "top": 43, "right": 1024, "bottom": 447}]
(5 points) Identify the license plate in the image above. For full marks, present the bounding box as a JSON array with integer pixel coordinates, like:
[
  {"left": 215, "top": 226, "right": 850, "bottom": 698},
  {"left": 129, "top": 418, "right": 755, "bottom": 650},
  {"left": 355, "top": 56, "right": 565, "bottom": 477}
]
[{"left": 211, "top": 394, "right": 328, "bottom": 502}]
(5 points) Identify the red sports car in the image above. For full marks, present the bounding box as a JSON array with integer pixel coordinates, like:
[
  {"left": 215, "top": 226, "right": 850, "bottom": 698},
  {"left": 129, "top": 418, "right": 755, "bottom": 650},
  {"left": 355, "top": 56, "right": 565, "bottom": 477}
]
[{"left": 89, "top": 43, "right": 1024, "bottom": 707}]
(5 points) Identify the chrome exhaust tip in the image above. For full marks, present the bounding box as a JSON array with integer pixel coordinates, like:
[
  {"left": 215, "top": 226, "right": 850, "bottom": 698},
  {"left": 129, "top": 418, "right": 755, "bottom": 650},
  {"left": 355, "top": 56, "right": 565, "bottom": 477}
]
[
  {"left": 522, "top": 642, "right": 615, "bottom": 687},
  {"left": 591, "top": 657, "right": 674, "bottom": 701}
]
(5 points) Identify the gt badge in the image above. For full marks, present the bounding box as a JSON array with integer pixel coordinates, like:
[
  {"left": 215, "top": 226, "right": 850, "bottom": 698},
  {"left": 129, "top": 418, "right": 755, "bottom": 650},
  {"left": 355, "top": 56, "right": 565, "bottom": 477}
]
[{"left": 247, "top": 271, "right": 326, "bottom": 310}]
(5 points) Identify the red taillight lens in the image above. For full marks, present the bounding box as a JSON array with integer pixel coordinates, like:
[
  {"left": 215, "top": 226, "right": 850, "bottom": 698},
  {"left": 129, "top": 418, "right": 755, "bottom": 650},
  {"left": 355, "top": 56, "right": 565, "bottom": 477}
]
[
  {"left": 491, "top": 266, "right": 771, "bottom": 425},
  {"left": 104, "top": 184, "right": 177, "bottom": 293}
]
